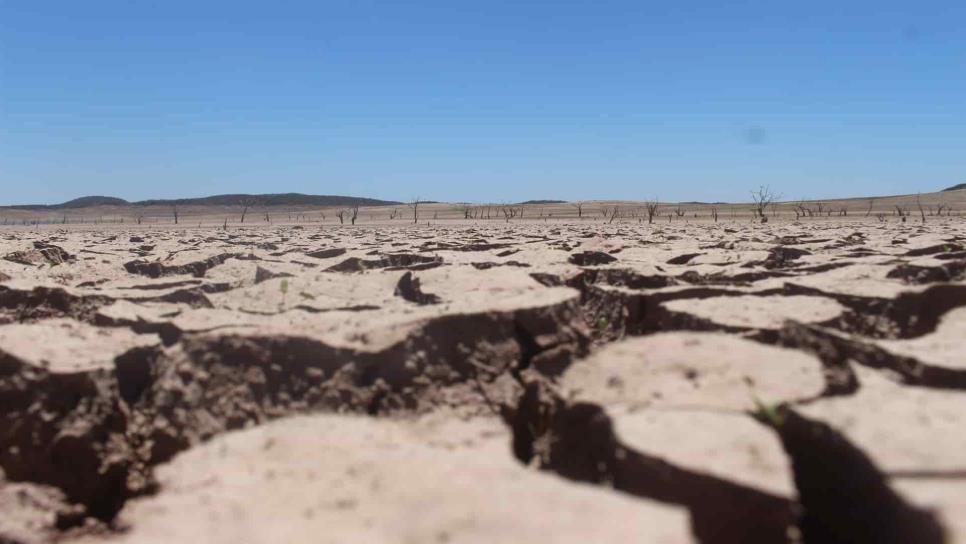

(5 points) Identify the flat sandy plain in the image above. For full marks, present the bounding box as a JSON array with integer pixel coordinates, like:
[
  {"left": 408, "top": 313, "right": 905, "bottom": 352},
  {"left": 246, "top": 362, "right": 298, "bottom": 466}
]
[{"left": 2, "top": 208, "right": 966, "bottom": 543}]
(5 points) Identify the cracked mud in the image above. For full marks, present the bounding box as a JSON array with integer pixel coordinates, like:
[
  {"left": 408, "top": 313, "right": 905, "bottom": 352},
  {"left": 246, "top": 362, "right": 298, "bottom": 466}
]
[{"left": 1, "top": 219, "right": 965, "bottom": 543}]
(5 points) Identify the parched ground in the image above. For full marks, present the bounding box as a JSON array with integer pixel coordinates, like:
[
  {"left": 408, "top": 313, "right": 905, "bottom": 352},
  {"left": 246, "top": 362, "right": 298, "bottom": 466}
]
[{"left": 1, "top": 218, "right": 965, "bottom": 543}]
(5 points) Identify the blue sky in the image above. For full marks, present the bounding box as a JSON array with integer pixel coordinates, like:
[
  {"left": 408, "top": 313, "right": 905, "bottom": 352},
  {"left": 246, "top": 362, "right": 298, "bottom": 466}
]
[{"left": 1, "top": 1, "right": 965, "bottom": 204}]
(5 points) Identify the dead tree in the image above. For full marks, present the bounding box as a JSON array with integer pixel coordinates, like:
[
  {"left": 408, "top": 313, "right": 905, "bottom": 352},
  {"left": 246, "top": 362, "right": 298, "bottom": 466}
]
[
  {"left": 604, "top": 205, "right": 620, "bottom": 224},
  {"left": 644, "top": 200, "right": 660, "bottom": 224},
  {"left": 895, "top": 205, "right": 908, "bottom": 222},
  {"left": 865, "top": 198, "right": 875, "bottom": 217},
  {"left": 573, "top": 202, "right": 584, "bottom": 218},
  {"left": 710, "top": 206, "right": 719, "bottom": 222},
  {"left": 409, "top": 197, "right": 421, "bottom": 224},
  {"left": 750, "top": 185, "right": 779, "bottom": 223},
  {"left": 171, "top": 205, "right": 179, "bottom": 225},
  {"left": 336, "top": 209, "right": 347, "bottom": 224},
  {"left": 916, "top": 193, "right": 926, "bottom": 223},
  {"left": 674, "top": 206, "right": 685, "bottom": 218},
  {"left": 350, "top": 205, "right": 360, "bottom": 225},
  {"left": 239, "top": 199, "right": 253, "bottom": 223},
  {"left": 501, "top": 205, "right": 517, "bottom": 223}
]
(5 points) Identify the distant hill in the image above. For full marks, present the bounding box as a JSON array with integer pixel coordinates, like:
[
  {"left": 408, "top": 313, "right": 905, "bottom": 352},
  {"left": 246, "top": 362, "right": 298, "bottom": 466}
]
[
  {"left": 943, "top": 183, "right": 966, "bottom": 192},
  {"left": 6, "top": 193, "right": 401, "bottom": 210},
  {"left": 8, "top": 196, "right": 130, "bottom": 210},
  {"left": 520, "top": 199, "right": 567, "bottom": 205}
]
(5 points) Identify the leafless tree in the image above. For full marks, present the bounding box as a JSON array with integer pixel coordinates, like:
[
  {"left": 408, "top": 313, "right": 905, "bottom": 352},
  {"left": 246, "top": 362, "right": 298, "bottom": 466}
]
[
  {"left": 573, "top": 201, "right": 584, "bottom": 219},
  {"left": 336, "top": 209, "right": 347, "bottom": 224},
  {"left": 239, "top": 198, "right": 254, "bottom": 223},
  {"left": 171, "top": 205, "right": 179, "bottom": 225},
  {"left": 750, "top": 185, "right": 779, "bottom": 223},
  {"left": 644, "top": 200, "right": 660, "bottom": 224},
  {"left": 674, "top": 206, "right": 685, "bottom": 218},
  {"left": 916, "top": 193, "right": 926, "bottom": 223},
  {"left": 350, "top": 205, "right": 360, "bottom": 225},
  {"left": 604, "top": 205, "right": 621, "bottom": 224},
  {"left": 501, "top": 204, "right": 517, "bottom": 223},
  {"left": 895, "top": 205, "right": 908, "bottom": 222},
  {"left": 710, "top": 206, "right": 719, "bottom": 222},
  {"left": 459, "top": 203, "right": 473, "bottom": 219},
  {"left": 409, "top": 197, "right": 422, "bottom": 224},
  {"left": 865, "top": 198, "right": 875, "bottom": 217}
]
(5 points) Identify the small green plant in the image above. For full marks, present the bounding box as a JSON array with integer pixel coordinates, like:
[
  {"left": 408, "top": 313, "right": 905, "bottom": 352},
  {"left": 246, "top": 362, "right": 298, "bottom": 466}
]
[
  {"left": 279, "top": 279, "right": 289, "bottom": 309},
  {"left": 752, "top": 397, "right": 785, "bottom": 428}
]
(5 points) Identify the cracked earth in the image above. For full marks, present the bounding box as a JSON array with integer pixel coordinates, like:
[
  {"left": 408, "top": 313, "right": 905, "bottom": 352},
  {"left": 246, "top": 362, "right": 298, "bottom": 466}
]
[{"left": 1, "top": 219, "right": 965, "bottom": 543}]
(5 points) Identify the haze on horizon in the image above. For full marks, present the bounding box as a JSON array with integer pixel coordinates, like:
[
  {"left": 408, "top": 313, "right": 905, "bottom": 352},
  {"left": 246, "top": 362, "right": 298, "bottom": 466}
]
[{"left": 2, "top": 1, "right": 965, "bottom": 206}]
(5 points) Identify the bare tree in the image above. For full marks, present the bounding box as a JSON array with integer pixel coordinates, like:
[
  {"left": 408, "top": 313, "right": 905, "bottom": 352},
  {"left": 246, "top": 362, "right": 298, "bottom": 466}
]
[
  {"left": 604, "top": 205, "right": 621, "bottom": 224},
  {"left": 572, "top": 201, "right": 584, "bottom": 218},
  {"left": 409, "top": 197, "right": 422, "bottom": 224},
  {"left": 239, "top": 198, "right": 254, "bottom": 223},
  {"left": 350, "top": 204, "right": 360, "bottom": 225},
  {"left": 710, "top": 206, "right": 719, "bottom": 223},
  {"left": 674, "top": 206, "right": 685, "bottom": 218},
  {"left": 336, "top": 209, "right": 347, "bottom": 224},
  {"left": 459, "top": 203, "right": 473, "bottom": 219},
  {"left": 501, "top": 204, "right": 517, "bottom": 223},
  {"left": 750, "top": 185, "right": 779, "bottom": 223},
  {"left": 171, "top": 205, "right": 179, "bottom": 225},
  {"left": 895, "top": 205, "right": 908, "bottom": 222},
  {"left": 865, "top": 198, "right": 875, "bottom": 217},
  {"left": 916, "top": 193, "right": 926, "bottom": 223},
  {"left": 644, "top": 200, "right": 660, "bottom": 224}
]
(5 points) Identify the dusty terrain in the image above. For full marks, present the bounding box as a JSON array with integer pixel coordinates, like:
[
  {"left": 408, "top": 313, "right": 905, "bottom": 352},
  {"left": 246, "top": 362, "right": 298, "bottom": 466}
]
[{"left": 2, "top": 215, "right": 965, "bottom": 543}]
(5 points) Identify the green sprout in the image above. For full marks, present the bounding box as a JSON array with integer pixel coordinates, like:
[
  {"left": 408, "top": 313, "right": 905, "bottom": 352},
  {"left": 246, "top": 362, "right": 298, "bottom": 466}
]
[{"left": 753, "top": 397, "right": 785, "bottom": 428}]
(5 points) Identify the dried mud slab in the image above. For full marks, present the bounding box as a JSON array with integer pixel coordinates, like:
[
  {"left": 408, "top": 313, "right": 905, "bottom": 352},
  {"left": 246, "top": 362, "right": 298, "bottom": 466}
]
[
  {"left": 0, "top": 478, "right": 83, "bottom": 544},
  {"left": 559, "top": 332, "right": 826, "bottom": 411},
  {"left": 0, "top": 318, "right": 158, "bottom": 371},
  {"left": 92, "top": 414, "right": 692, "bottom": 544},
  {"left": 661, "top": 294, "right": 845, "bottom": 330},
  {"left": 799, "top": 366, "right": 966, "bottom": 473}
]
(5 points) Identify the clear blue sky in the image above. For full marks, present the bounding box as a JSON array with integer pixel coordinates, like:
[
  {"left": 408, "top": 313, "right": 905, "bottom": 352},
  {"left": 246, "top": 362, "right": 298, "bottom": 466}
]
[{"left": 2, "top": 1, "right": 965, "bottom": 205}]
